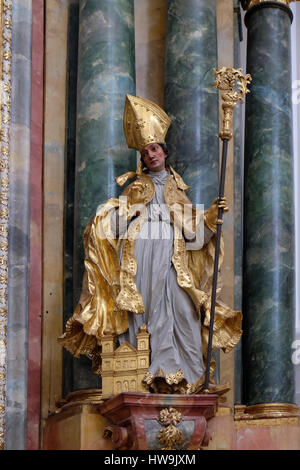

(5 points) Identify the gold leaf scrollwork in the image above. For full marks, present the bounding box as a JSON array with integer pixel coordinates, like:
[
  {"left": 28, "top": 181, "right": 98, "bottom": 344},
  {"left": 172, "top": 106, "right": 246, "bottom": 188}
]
[
  {"left": 213, "top": 67, "right": 252, "bottom": 103},
  {"left": 213, "top": 67, "right": 252, "bottom": 140},
  {"left": 0, "top": 0, "right": 12, "bottom": 451},
  {"left": 157, "top": 407, "right": 183, "bottom": 450}
]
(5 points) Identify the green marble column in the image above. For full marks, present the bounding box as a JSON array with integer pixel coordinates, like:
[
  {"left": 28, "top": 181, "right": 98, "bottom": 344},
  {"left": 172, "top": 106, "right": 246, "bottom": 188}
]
[
  {"left": 164, "top": 0, "right": 220, "bottom": 383},
  {"left": 233, "top": 0, "right": 244, "bottom": 405},
  {"left": 72, "top": 0, "right": 136, "bottom": 390},
  {"left": 63, "top": 0, "right": 79, "bottom": 398},
  {"left": 242, "top": 1, "right": 295, "bottom": 406},
  {"left": 164, "top": 0, "right": 219, "bottom": 209}
]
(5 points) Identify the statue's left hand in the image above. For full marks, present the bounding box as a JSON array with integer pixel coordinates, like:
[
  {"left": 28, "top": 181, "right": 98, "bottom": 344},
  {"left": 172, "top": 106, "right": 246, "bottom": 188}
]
[
  {"left": 204, "top": 197, "right": 229, "bottom": 233},
  {"left": 217, "top": 196, "right": 229, "bottom": 212}
]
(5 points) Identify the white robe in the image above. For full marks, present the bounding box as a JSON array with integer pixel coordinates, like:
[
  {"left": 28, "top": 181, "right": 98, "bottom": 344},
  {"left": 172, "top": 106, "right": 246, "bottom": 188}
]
[{"left": 118, "top": 169, "right": 213, "bottom": 385}]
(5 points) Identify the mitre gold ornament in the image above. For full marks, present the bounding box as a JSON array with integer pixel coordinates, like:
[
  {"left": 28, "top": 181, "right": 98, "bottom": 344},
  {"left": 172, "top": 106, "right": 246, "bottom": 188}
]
[{"left": 123, "top": 94, "right": 171, "bottom": 152}]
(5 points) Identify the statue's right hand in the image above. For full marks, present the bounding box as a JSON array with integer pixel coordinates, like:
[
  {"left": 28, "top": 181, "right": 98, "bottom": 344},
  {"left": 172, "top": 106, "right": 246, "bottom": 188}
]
[
  {"left": 127, "top": 181, "right": 145, "bottom": 206},
  {"left": 119, "top": 182, "right": 146, "bottom": 220}
]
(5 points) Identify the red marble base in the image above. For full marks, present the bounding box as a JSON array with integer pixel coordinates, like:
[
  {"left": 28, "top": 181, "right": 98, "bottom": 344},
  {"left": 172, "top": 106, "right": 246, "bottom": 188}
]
[{"left": 99, "top": 392, "right": 219, "bottom": 450}]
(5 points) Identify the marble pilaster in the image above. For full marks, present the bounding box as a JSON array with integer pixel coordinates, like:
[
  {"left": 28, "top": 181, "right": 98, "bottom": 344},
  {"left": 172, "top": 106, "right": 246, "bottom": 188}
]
[
  {"left": 72, "top": 0, "right": 136, "bottom": 390},
  {"left": 243, "top": 2, "right": 295, "bottom": 405},
  {"left": 42, "top": 0, "right": 69, "bottom": 426},
  {"left": 164, "top": 0, "right": 219, "bottom": 208},
  {"left": 134, "top": 0, "right": 166, "bottom": 107},
  {"left": 63, "top": 0, "right": 79, "bottom": 400},
  {"left": 27, "top": 0, "right": 44, "bottom": 450},
  {"left": 216, "top": 0, "right": 235, "bottom": 406},
  {"left": 6, "top": 0, "right": 32, "bottom": 450}
]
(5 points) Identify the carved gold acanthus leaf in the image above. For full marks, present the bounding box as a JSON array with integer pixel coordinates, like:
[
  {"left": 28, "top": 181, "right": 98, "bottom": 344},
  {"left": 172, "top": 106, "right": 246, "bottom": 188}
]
[
  {"left": 157, "top": 408, "right": 183, "bottom": 450},
  {"left": 213, "top": 67, "right": 252, "bottom": 140},
  {"left": 213, "top": 67, "right": 252, "bottom": 104},
  {"left": 241, "top": 0, "right": 298, "bottom": 10}
]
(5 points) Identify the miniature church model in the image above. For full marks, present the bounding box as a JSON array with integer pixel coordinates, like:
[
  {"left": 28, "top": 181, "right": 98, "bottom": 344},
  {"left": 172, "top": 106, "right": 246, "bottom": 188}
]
[{"left": 101, "top": 324, "right": 150, "bottom": 399}]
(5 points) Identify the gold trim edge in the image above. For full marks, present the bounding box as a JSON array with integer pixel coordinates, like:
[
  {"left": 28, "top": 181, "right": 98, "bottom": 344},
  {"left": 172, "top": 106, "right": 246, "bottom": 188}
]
[
  {"left": 235, "top": 417, "right": 299, "bottom": 429},
  {"left": 246, "top": 402, "right": 299, "bottom": 415},
  {"left": 0, "top": 0, "right": 12, "bottom": 452},
  {"left": 55, "top": 388, "right": 104, "bottom": 412},
  {"left": 234, "top": 403, "right": 300, "bottom": 426},
  {"left": 66, "top": 388, "right": 103, "bottom": 403},
  {"left": 241, "top": 0, "right": 298, "bottom": 10}
]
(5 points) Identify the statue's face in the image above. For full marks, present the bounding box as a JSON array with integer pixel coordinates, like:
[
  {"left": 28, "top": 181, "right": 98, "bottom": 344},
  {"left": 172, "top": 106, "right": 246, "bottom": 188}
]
[{"left": 141, "top": 143, "right": 167, "bottom": 172}]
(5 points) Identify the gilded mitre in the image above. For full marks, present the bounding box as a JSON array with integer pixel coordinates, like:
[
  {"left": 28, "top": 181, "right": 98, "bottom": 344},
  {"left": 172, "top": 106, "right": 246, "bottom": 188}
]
[{"left": 123, "top": 94, "right": 171, "bottom": 152}]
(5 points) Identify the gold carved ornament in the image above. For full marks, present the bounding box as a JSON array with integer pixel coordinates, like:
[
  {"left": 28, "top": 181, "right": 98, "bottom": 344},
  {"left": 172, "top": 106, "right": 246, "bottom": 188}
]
[
  {"left": 213, "top": 67, "right": 252, "bottom": 141},
  {"left": 157, "top": 407, "right": 183, "bottom": 450},
  {"left": 0, "top": 0, "right": 11, "bottom": 452}
]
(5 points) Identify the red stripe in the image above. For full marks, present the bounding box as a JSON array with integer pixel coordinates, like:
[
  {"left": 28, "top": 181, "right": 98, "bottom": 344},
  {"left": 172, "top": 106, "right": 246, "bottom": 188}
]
[{"left": 27, "top": 0, "right": 44, "bottom": 450}]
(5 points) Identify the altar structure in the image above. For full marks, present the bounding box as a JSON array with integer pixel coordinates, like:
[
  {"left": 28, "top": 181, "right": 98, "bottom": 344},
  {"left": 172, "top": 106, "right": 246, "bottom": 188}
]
[{"left": 1, "top": 0, "right": 300, "bottom": 451}]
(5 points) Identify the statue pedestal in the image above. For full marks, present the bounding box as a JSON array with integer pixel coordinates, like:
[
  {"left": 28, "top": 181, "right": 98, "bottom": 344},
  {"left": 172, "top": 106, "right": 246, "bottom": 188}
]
[
  {"left": 99, "top": 392, "right": 219, "bottom": 450},
  {"left": 42, "top": 389, "right": 300, "bottom": 450}
]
